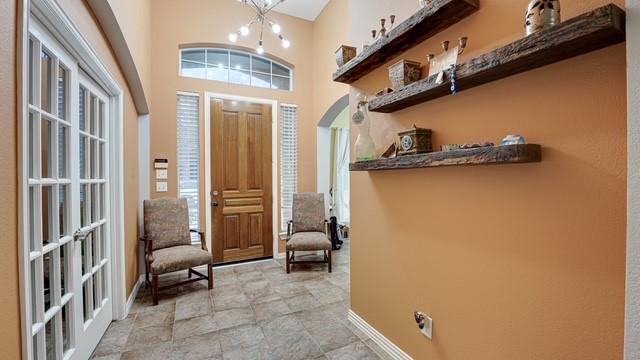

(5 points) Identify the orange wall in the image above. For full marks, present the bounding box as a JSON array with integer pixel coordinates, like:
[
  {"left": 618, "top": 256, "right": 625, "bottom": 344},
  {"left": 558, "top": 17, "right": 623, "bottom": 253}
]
[
  {"left": 312, "top": 0, "right": 350, "bottom": 132},
  {"left": 348, "top": 0, "right": 627, "bottom": 359},
  {"left": 107, "top": 0, "right": 152, "bottom": 106},
  {"left": 0, "top": 0, "right": 21, "bottom": 358},
  {"left": 150, "top": 0, "right": 319, "bottom": 252}
]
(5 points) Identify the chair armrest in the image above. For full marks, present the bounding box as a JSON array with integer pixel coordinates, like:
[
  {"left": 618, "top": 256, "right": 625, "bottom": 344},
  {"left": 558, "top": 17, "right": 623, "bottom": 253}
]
[
  {"left": 190, "top": 229, "right": 208, "bottom": 251},
  {"left": 142, "top": 237, "right": 154, "bottom": 271},
  {"left": 286, "top": 220, "right": 293, "bottom": 241}
]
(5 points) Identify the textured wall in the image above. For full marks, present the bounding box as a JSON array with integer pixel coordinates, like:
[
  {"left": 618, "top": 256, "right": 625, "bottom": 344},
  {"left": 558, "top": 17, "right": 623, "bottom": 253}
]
[{"left": 348, "top": 0, "right": 627, "bottom": 359}]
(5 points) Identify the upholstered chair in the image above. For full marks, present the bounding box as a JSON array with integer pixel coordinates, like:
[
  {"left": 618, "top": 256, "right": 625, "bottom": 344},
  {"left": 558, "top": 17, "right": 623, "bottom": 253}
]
[
  {"left": 141, "top": 198, "right": 213, "bottom": 305},
  {"left": 286, "top": 193, "right": 332, "bottom": 273}
]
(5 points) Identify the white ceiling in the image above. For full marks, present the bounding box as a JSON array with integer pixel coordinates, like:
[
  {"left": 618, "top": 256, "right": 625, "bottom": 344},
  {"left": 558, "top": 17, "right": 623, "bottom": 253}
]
[{"left": 271, "top": 0, "right": 330, "bottom": 21}]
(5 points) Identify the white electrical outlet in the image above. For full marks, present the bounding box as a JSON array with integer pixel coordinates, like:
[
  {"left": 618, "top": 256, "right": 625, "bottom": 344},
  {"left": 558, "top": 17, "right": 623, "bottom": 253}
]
[
  {"left": 156, "top": 181, "right": 168, "bottom": 192},
  {"left": 420, "top": 315, "right": 433, "bottom": 339}
]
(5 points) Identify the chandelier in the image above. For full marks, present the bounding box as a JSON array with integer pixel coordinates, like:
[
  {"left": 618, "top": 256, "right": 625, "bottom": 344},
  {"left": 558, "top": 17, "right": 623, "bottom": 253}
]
[{"left": 229, "top": 0, "right": 291, "bottom": 54}]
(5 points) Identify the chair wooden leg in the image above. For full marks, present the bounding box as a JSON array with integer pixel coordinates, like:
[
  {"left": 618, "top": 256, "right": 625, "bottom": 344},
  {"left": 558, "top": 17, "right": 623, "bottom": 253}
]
[
  {"left": 152, "top": 274, "right": 159, "bottom": 305},
  {"left": 145, "top": 268, "right": 150, "bottom": 289},
  {"left": 207, "top": 265, "right": 213, "bottom": 290},
  {"left": 328, "top": 249, "right": 332, "bottom": 273},
  {"left": 188, "top": 268, "right": 192, "bottom": 279},
  {"left": 286, "top": 250, "right": 290, "bottom": 274}
]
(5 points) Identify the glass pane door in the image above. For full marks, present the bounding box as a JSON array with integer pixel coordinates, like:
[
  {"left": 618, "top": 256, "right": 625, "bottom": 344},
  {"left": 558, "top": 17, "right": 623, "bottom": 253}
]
[
  {"left": 26, "top": 18, "right": 113, "bottom": 360},
  {"left": 77, "top": 78, "right": 111, "bottom": 327},
  {"left": 26, "top": 23, "right": 76, "bottom": 360}
]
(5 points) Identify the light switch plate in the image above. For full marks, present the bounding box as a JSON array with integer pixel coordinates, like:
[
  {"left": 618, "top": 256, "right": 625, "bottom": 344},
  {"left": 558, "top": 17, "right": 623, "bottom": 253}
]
[
  {"left": 156, "top": 169, "right": 168, "bottom": 180},
  {"left": 156, "top": 181, "right": 168, "bottom": 192},
  {"left": 420, "top": 315, "right": 433, "bottom": 339}
]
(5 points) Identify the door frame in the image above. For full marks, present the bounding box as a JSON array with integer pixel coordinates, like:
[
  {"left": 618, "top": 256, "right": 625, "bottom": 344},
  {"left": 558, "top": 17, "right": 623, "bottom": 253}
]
[
  {"left": 18, "top": 0, "right": 127, "bottom": 358},
  {"left": 204, "top": 92, "right": 280, "bottom": 259}
]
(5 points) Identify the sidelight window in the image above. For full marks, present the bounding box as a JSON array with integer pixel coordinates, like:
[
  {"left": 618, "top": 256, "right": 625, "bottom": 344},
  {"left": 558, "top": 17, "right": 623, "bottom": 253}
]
[
  {"left": 177, "top": 92, "right": 201, "bottom": 243},
  {"left": 280, "top": 104, "right": 298, "bottom": 230}
]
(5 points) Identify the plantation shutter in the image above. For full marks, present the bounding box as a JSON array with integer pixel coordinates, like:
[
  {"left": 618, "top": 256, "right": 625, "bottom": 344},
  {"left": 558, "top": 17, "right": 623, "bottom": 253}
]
[
  {"left": 280, "top": 104, "right": 298, "bottom": 230},
  {"left": 177, "top": 93, "right": 201, "bottom": 243}
]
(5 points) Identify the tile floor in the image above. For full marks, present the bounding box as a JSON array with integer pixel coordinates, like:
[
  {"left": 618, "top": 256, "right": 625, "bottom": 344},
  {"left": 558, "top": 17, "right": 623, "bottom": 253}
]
[{"left": 92, "top": 239, "right": 389, "bottom": 360}]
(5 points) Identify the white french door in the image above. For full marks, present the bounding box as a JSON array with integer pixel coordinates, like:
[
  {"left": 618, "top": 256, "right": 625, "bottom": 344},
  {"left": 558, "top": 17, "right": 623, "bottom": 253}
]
[{"left": 25, "top": 17, "right": 112, "bottom": 360}]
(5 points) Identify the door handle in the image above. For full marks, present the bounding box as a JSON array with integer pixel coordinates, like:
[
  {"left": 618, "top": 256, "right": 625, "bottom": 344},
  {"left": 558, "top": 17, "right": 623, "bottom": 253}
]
[
  {"left": 73, "top": 227, "right": 94, "bottom": 242},
  {"left": 211, "top": 201, "right": 219, "bottom": 207}
]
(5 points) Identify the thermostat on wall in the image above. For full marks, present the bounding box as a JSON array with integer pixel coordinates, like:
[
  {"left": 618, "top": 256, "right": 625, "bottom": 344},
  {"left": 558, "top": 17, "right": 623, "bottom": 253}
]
[{"left": 154, "top": 159, "right": 168, "bottom": 169}]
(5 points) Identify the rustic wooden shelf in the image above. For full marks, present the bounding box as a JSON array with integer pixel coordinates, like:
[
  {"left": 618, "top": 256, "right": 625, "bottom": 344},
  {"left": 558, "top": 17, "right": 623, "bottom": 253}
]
[
  {"left": 349, "top": 144, "right": 541, "bottom": 171},
  {"left": 332, "top": 0, "right": 480, "bottom": 84},
  {"left": 368, "top": 4, "right": 625, "bottom": 113}
]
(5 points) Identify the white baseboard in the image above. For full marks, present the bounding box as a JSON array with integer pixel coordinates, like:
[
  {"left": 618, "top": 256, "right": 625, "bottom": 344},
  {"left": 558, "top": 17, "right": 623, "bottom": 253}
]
[
  {"left": 348, "top": 310, "right": 413, "bottom": 360},
  {"left": 124, "top": 275, "right": 145, "bottom": 318}
]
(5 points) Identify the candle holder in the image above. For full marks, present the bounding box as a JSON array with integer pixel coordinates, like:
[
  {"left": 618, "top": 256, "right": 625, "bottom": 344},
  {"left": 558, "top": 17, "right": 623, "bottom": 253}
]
[{"left": 371, "top": 15, "right": 396, "bottom": 41}]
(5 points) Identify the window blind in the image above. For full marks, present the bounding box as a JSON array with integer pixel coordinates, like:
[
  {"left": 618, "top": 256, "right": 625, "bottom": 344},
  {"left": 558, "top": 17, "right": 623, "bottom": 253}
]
[
  {"left": 177, "top": 93, "right": 200, "bottom": 243},
  {"left": 280, "top": 105, "right": 298, "bottom": 230}
]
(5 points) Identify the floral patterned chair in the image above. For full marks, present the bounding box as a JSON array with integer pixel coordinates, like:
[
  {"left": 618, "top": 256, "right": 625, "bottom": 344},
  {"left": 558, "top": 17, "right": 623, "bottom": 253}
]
[
  {"left": 141, "top": 198, "right": 213, "bottom": 305},
  {"left": 285, "top": 193, "right": 332, "bottom": 273}
]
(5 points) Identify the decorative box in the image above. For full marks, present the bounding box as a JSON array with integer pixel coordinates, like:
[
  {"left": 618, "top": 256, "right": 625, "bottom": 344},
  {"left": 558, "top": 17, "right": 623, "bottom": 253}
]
[
  {"left": 398, "top": 126, "right": 432, "bottom": 156},
  {"left": 388, "top": 59, "right": 421, "bottom": 89},
  {"left": 335, "top": 45, "right": 357, "bottom": 67}
]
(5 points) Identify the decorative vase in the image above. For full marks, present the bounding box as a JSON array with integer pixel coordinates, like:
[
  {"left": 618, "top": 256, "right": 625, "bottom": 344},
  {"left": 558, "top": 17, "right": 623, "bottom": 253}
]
[
  {"left": 525, "top": 0, "right": 560, "bottom": 36},
  {"left": 352, "top": 94, "right": 376, "bottom": 161}
]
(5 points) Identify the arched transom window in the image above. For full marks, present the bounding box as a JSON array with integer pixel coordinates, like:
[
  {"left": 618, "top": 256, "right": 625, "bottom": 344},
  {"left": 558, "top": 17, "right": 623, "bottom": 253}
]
[{"left": 180, "top": 48, "right": 293, "bottom": 91}]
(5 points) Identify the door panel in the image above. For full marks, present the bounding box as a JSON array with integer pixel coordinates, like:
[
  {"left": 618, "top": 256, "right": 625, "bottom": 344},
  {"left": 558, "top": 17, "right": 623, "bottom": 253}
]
[
  {"left": 211, "top": 99, "right": 273, "bottom": 264},
  {"left": 26, "top": 19, "right": 112, "bottom": 360}
]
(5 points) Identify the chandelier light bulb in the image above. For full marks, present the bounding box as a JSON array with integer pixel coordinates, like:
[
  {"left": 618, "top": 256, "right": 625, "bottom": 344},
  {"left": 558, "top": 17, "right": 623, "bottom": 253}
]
[{"left": 234, "top": 1, "right": 292, "bottom": 50}]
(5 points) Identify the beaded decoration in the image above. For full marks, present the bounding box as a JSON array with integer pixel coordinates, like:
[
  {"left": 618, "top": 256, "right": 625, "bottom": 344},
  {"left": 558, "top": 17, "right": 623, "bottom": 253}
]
[{"left": 450, "top": 64, "right": 458, "bottom": 95}]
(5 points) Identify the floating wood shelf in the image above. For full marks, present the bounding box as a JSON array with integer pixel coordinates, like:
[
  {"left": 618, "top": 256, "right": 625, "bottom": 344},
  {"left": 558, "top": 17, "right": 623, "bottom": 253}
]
[
  {"left": 368, "top": 4, "right": 625, "bottom": 113},
  {"left": 332, "top": 0, "right": 480, "bottom": 84},
  {"left": 349, "top": 144, "right": 541, "bottom": 171}
]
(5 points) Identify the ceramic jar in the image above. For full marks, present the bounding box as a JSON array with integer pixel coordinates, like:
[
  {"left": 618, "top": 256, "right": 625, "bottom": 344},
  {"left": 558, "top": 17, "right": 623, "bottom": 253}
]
[{"left": 525, "top": 0, "right": 561, "bottom": 36}]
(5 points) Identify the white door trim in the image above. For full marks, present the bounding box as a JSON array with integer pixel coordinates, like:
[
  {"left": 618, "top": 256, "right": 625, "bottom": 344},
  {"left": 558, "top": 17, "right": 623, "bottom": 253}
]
[
  {"left": 203, "top": 92, "right": 280, "bottom": 260},
  {"left": 18, "top": 0, "right": 127, "bottom": 358},
  {"left": 626, "top": 1, "right": 640, "bottom": 359}
]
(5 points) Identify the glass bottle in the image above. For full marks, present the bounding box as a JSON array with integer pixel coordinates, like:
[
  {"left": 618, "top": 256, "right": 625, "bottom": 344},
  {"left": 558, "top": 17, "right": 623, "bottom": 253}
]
[{"left": 352, "top": 94, "right": 376, "bottom": 161}]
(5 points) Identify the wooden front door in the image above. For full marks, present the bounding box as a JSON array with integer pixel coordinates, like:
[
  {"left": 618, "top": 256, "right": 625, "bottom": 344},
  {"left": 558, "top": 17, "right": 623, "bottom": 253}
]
[{"left": 211, "top": 99, "right": 273, "bottom": 264}]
